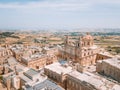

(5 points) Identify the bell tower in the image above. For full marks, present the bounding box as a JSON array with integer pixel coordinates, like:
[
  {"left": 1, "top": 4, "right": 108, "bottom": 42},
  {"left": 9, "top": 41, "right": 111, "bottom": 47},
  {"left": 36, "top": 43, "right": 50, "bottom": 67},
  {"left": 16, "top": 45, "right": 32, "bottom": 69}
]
[
  {"left": 76, "top": 36, "right": 82, "bottom": 48},
  {"left": 64, "top": 35, "right": 69, "bottom": 46}
]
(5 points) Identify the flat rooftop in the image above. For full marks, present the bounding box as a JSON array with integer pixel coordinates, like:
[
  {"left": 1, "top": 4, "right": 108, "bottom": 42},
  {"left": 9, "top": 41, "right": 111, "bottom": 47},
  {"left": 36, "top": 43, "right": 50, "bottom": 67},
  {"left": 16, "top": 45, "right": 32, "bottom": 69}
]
[
  {"left": 45, "top": 62, "right": 73, "bottom": 75},
  {"left": 20, "top": 69, "right": 47, "bottom": 86},
  {"left": 102, "top": 58, "right": 120, "bottom": 69},
  {"left": 22, "top": 53, "right": 46, "bottom": 62},
  {"left": 20, "top": 74, "right": 32, "bottom": 82},
  {"left": 24, "top": 68, "right": 39, "bottom": 77},
  {"left": 68, "top": 71, "right": 120, "bottom": 90},
  {"left": 34, "top": 79, "right": 64, "bottom": 90},
  {"left": 98, "top": 52, "right": 113, "bottom": 57},
  {"left": 23, "top": 79, "right": 64, "bottom": 90},
  {"left": 7, "top": 57, "right": 18, "bottom": 66}
]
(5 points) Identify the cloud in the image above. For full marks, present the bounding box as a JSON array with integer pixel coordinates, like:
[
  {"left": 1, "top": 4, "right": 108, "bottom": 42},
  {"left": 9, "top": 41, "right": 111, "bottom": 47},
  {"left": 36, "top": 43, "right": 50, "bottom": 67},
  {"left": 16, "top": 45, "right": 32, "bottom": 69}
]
[
  {"left": 0, "top": 0, "right": 91, "bottom": 12},
  {"left": 87, "top": 0, "right": 120, "bottom": 4},
  {"left": 0, "top": 0, "right": 119, "bottom": 12}
]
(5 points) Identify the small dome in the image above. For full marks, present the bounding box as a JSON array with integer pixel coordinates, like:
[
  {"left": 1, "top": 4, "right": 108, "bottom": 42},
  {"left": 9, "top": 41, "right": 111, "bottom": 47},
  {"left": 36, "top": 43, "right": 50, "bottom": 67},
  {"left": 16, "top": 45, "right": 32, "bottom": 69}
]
[{"left": 83, "top": 33, "right": 93, "bottom": 40}]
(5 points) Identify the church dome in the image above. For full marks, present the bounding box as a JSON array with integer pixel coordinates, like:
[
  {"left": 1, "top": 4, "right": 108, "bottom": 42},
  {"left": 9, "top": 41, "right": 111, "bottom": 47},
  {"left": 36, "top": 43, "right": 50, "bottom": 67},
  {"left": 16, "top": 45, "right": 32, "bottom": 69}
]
[{"left": 83, "top": 33, "right": 93, "bottom": 40}]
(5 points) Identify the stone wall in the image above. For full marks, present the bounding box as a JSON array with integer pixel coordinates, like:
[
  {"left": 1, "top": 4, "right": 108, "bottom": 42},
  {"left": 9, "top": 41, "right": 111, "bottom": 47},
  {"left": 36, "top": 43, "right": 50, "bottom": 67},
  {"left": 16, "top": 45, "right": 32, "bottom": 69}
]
[
  {"left": 66, "top": 75, "right": 96, "bottom": 90},
  {"left": 96, "top": 60, "right": 120, "bottom": 82}
]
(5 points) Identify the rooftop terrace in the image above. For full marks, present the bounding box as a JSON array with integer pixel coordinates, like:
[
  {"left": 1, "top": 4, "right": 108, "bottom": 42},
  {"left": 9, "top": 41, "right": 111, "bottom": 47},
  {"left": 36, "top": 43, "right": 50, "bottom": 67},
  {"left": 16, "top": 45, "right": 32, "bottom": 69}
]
[
  {"left": 45, "top": 62, "right": 73, "bottom": 75},
  {"left": 68, "top": 71, "right": 120, "bottom": 90},
  {"left": 102, "top": 58, "right": 120, "bottom": 69}
]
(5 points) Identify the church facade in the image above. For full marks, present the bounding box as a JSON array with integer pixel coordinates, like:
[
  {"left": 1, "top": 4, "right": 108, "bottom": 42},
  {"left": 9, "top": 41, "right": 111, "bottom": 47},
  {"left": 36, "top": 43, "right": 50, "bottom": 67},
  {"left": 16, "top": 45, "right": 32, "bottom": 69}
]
[{"left": 59, "top": 33, "right": 99, "bottom": 66}]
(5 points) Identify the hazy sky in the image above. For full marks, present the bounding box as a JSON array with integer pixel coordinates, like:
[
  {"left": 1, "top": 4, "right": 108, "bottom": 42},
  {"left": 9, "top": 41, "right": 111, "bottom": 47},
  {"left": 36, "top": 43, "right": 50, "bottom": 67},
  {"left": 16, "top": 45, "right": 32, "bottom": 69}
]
[{"left": 0, "top": 0, "right": 120, "bottom": 30}]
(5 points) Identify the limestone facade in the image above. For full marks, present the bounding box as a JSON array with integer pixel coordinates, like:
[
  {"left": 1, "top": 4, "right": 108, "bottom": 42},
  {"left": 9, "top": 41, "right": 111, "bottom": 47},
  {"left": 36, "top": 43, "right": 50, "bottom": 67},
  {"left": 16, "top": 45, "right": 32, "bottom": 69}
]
[
  {"left": 44, "top": 62, "right": 73, "bottom": 89},
  {"left": 21, "top": 54, "right": 57, "bottom": 70},
  {"left": 59, "top": 33, "right": 98, "bottom": 66},
  {"left": 66, "top": 71, "right": 120, "bottom": 90},
  {"left": 0, "top": 48, "right": 13, "bottom": 58},
  {"left": 44, "top": 61, "right": 120, "bottom": 90},
  {"left": 96, "top": 58, "right": 120, "bottom": 82},
  {"left": 96, "top": 53, "right": 113, "bottom": 61}
]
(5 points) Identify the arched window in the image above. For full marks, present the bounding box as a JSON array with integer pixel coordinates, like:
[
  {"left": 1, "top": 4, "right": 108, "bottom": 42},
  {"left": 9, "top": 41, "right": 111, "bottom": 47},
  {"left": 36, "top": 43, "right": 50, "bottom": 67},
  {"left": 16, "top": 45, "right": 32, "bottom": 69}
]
[
  {"left": 88, "top": 52, "right": 89, "bottom": 55},
  {"left": 84, "top": 53, "right": 86, "bottom": 56},
  {"left": 88, "top": 42, "right": 90, "bottom": 45}
]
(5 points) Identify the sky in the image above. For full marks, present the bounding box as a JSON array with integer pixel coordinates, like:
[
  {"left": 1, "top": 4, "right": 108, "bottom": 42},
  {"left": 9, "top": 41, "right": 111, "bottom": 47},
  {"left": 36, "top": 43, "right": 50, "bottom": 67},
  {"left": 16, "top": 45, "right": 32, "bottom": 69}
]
[{"left": 0, "top": 0, "right": 120, "bottom": 30}]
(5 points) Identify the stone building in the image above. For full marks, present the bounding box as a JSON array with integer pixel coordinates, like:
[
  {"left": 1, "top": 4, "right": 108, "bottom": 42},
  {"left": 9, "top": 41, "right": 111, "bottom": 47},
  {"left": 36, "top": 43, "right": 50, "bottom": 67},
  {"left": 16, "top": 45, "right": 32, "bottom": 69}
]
[
  {"left": 11, "top": 45, "right": 58, "bottom": 69},
  {"left": 59, "top": 33, "right": 98, "bottom": 66},
  {"left": 44, "top": 62, "right": 73, "bottom": 89},
  {"left": 0, "top": 47, "right": 13, "bottom": 58},
  {"left": 66, "top": 70, "right": 120, "bottom": 90},
  {"left": 96, "top": 52, "right": 113, "bottom": 61},
  {"left": 21, "top": 53, "right": 57, "bottom": 70},
  {"left": 21, "top": 69, "right": 64, "bottom": 90},
  {"left": 44, "top": 61, "right": 120, "bottom": 90},
  {"left": 3, "top": 66, "right": 64, "bottom": 90},
  {"left": 42, "top": 46, "right": 59, "bottom": 56},
  {"left": 0, "top": 57, "right": 17, "bottom": 75},
  {"left": 0, "top": 47, "right": 13, "bottom": 67},
  {"left": 96, "top": 58, "right": 120, "bottom": 83},
  {"left": 11, "top": 45, "right": 42, "bottom": 62}
]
